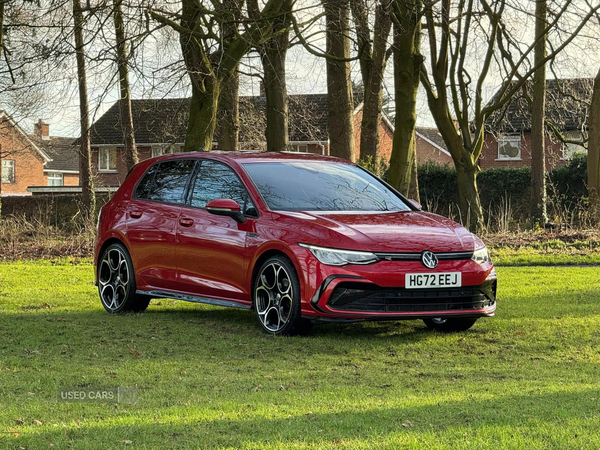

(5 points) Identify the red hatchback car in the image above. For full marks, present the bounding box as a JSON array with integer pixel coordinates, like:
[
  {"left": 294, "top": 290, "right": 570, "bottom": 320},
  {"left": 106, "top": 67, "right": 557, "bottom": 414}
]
[{"left": 95, "top": 152, "right": 497, "bottom": 335}]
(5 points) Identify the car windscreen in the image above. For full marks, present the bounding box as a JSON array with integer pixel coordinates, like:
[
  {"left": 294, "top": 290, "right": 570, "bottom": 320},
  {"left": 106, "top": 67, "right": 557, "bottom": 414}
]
[{"left": 242, "top": 161, "right": 411, "bottom": 212}]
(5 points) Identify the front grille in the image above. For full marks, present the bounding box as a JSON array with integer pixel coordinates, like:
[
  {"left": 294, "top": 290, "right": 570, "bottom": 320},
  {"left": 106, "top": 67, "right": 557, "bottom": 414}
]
[{"left": 327, "top": 281, "right": 496, "bottom": 313}]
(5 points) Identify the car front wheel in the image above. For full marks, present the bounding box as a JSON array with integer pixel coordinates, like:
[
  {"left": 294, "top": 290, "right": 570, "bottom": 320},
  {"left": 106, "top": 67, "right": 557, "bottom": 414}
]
[
  {"left": 253, "top": 256, "right": 311, "bottom": 336},
  {"left": 423, "top": 317, "right": 478, "bottom": 332},
  {"left": 98, "top": 243, "right": 150, "bottom": 313}
]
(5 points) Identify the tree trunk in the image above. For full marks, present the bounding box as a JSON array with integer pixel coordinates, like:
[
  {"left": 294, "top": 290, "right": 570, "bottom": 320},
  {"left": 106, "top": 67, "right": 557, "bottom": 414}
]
[
  {"left": 0, "top": 0, "right": 4, "bottom": 209},
  {"left": 113, "top": 0, "right": 138, "bottom": 170},
  {"left": 261, "top": 0, "right": 292, "bottom": 153},
  {"left": 263, "top": 50, "right": 289, "bottom": 152},
  {"left": 175, "top": 0, "right": 282, "bottom": 152},
  {"left": 216, "top": 72, "right": 239, "bottom": 151},
  {"left": 185, "top": 82, "right": 220, "bottom": 152},
  {"left": 588, "top": 67, "right": 600, "bottom": 221},
  {"left": 73, "top": 0, "right": 95, "bottom": 220},
  {"left": 530, "top": 0, "right": 548, "bottom": 225},
  {"left": 215, "top": 0, "right": 243, "bottom": 151},
  {"left": 408, "top": 152, "right": 420, "bottom": 202},
  {"left": 456, "top": 159, "right": 484, "bottom": 232},
  {"left": 387, "top": 1, "right": 422, "bottom": 196},
  {"left": 356, "top": 0, "right": 392, "bottom": 161},
  {"left": 324, "top": 0, "right": 355, "bottom": 161}
]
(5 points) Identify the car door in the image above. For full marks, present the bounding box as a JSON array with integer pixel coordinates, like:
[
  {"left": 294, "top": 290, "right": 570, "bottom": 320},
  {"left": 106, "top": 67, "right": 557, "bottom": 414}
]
[
  {"left": 176, "top": 159, "right": 257, "bottom": 301},
  {"left": 126, "top": 159, "right": 196, "bottom": 291}
]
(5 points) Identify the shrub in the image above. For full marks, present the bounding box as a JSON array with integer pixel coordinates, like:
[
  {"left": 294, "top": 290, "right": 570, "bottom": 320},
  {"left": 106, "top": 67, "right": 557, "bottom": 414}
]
[{"left": 418, "top": 155, "right": 589, "bottom": 229}]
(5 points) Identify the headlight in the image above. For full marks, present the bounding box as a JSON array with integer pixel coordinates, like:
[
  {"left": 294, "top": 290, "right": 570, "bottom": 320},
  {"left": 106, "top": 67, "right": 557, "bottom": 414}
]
[
  {"left": 298, "top": 243, "right": 378, "bottom": 266},
  {"left": 472, "top": 246, "right": 491, "bottom": 264}
]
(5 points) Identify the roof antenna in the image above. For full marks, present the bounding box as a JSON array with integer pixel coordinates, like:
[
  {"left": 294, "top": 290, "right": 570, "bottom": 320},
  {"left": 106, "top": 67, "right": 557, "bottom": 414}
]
[{"left": 198, "top": 147, "right": 206, "bottom": 152}]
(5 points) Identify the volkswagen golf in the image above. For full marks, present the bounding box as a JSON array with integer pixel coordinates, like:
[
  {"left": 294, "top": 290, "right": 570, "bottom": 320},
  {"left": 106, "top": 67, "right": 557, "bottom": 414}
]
[{"left": 95, "top": 151, "right": 497, "bottom": 335}]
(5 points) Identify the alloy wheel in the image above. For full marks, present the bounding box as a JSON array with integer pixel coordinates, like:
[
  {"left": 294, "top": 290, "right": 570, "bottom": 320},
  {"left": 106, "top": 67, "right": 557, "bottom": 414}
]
[
  {"left": 255, "top": 262, "right": 294, "bottom": 333},
  {"left": 98, "top": 247, "right": 130, "bottom": 311}
]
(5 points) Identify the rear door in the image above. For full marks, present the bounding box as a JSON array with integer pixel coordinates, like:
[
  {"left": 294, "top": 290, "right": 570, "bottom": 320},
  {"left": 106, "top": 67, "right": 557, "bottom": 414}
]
[
  {"left": 176, "top": 159, "right": 257, "bottom": 301},
  {"left": 126, "top": 159, "right": 196, "bottom": 291}
]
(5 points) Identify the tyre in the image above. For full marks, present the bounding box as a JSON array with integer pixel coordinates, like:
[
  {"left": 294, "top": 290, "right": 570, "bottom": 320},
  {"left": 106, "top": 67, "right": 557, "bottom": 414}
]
[
  {"left": 423, "top": 317, "right": 478, "bottom": 332},
  {"left": 253, "top": 255, "right": 312, "bottom": 336},
  {"left": 97, "top": 243, "right": 150, "bottom": 313}
]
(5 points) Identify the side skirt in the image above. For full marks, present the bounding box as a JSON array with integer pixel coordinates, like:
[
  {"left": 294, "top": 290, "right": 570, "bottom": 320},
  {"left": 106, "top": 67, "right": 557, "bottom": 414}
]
[{"left": 136, "top": 290, "right": 251, "bottom": 310}]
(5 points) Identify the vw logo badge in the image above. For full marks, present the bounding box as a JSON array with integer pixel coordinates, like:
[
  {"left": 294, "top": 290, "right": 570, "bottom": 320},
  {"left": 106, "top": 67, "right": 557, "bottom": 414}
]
[{"left": 421, "top": 251, "right": 438, "bottom": 269}]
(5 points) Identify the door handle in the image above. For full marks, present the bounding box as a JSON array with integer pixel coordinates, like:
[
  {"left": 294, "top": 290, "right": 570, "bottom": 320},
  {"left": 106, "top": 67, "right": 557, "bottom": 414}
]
[
  {"left": 129, "top": 210, "right": 143, "bottom": 219},
  {"left": 179, "top": 218, "right": 194, "bottom": 227}
]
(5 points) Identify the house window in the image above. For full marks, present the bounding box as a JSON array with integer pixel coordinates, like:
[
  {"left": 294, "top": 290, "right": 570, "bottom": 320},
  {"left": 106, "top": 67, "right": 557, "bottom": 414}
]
[
  {"left": 99, "top": 147, "right": 117, "bottom": 171},
  {"left": 497, "top": 135, "right": 521, "bottom": 160},
  {"left": 562, "top": 131, "right": 586, "bottom": 160},
  {"left": 152, "top": 144, "right": 176, "bottom": 158},
  {"left": 1, "top": 160, "right": 15, "bottom": 183},
  {"left": 48, "top": 173, "right": 64, "bottom": 186}
]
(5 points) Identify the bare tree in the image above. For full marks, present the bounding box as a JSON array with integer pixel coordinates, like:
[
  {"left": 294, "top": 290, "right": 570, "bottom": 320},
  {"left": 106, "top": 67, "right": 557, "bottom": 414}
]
[
  {"left": 73, "top": 0, "right": 95, "bottom": 219},
  {"left": 324, "top": 0, "right": 355, "bottom": 161},
  {"left": 149, "top": 0, "right": 285, "bottom": 153},
  {"left": 215, "top": 0, "right": 243, "bottom": 151},
  {"left": 588, "top": 68, "right": 600, "bottom": 220},
  {"left": 387, "top": 0, "right": 422, "bottom": 200},
  {"left": 420, "top": 0, "right": 600, "bottom": 232},
  {"left": 251, "top": 0, "right": 293, "bottom": 153},
  {"left": 113, "top": 0, "right": 138, "bottom": 170},
  {"left": 351, "top": 0, "right": 392, "bottom": 161},
  {"left": 530, "top": 0, "right": 548, "bottom": 225}
]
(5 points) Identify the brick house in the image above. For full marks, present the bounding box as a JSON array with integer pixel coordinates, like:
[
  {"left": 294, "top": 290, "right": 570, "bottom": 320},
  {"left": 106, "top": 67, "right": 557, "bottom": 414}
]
[
  {"left": 415, "top": 127, "right": 453, "bottom": 165},
  {"left": 87, "top": 95, "right": 449, "bottom": 186},
  {"left": 481, "top": 78, "right": 592, "bottom": 171},
  {"left": 0, "top": 114, "right": 79, "bottom": 196}
]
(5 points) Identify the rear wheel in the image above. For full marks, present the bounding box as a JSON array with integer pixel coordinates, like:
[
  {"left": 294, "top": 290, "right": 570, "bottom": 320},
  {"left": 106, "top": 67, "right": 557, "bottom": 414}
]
[
  {"left": 253, "top": 256, "right": 311, "bottom": 336},
  {"left": 98, "top": 243, "right": 150, "bottom": 313},
  {"left": 423, "top": 317, "right": 478, "bottom": 332}
]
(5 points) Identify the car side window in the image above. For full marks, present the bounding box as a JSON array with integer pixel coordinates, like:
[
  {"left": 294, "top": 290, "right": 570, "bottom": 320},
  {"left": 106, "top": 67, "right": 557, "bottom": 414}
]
[
  {"left": 134, "top": 164, "right": 157, "bottom": 199},
  {"left": 190, "top": 160, "right": 256, "bottom": 214},
  {"left": 144, "top": 160, "right": 196, "bottom": 204}
]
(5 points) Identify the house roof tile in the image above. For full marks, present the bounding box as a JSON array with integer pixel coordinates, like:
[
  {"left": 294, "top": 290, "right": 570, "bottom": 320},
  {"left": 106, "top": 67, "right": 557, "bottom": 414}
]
[
  {"left": 486, "top": 78, "right": 594, "bottom": 133},
  {"left": 89, "top": 93, "right": 364, "bottom": 146},
  {"left": 32, "top": 136, "right": 79, "bottom": 172}
]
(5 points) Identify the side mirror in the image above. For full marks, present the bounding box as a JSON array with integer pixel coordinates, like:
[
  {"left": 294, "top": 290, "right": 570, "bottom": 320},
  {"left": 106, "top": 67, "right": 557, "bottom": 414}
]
[
  {"left": 408, "top": 199, "right": 422, "bottom": 210},
  {"left": 206, "top": 199, "right": 246, "bottom": 223}
]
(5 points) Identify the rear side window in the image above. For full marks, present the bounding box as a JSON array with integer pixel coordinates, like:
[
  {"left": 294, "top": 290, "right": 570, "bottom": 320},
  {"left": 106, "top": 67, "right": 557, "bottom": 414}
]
[
  {"left": 135, "top": 160, "right": 196, "bottom": 204},
  {"left": 134, "top": 164, "right": 157, "bottom": 199},
  {"left": 190, "top": 160, "right": 255, "bottom": 213}
]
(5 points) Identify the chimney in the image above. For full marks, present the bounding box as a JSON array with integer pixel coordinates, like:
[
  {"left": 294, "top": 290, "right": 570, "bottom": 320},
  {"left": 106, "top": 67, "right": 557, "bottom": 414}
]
[
  {"left": 259, "top": 80, "right": 266, "bottom": 97},
  {"left": 34, "top": 119, "right": 50, "bottom": 140}
]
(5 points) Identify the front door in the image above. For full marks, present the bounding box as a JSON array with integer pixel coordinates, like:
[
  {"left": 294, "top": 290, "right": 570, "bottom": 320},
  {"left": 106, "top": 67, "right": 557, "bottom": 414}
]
[{"left": 176, "top": 160, "right": 257, "bottom": 302}]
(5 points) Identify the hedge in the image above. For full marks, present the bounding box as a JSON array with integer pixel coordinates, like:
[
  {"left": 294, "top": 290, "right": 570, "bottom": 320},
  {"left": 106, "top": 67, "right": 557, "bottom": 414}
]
[{"left": 417, "top": 154, "right": 588, "bottom": 224}]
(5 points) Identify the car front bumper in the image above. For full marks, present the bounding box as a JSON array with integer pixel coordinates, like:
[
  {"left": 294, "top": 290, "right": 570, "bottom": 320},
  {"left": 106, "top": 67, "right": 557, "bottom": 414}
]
[{"left": 295, "top": 246, "right": 497, "bottom": 321}]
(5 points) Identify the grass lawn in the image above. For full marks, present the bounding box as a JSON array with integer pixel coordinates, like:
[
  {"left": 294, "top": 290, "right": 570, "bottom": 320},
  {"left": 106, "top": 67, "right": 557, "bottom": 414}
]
[{"left": 1, "top": 260, "right": 600, "bottom": 449}]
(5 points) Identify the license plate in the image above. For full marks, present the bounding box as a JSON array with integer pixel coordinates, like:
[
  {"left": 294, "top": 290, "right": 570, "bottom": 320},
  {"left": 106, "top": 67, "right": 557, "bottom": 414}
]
[{"left": 405, "top": 272, "right": 462, "bottom": 289}]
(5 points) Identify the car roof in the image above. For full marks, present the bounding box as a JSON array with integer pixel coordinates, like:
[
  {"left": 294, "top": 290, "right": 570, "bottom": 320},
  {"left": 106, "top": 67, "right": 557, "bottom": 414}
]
[{"left": 149, "top": 151, "right": 352, "bottom": 165}]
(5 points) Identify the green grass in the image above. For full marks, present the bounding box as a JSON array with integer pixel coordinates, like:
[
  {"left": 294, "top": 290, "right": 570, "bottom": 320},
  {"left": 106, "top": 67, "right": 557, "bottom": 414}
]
[
  {"left": 491, "top": 247, "right": 600, "bottom": 266},
  {"left": 1, "top": 259, "right": 600, "bottom": 449}
]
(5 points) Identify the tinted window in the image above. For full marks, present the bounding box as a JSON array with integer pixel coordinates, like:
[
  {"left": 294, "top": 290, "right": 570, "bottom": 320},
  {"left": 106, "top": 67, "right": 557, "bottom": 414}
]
[
  {"left": 190, "top": 160, "right": 255, "bottom": 213},
  {"left": 146, "top": 160, "right": 195, "bottom": 204},
  {"left": 242, "top": 162, "right": 410, "bottom": 212},
  {"left": 134, "top": 164, "right": 157, "bottom": 199}
]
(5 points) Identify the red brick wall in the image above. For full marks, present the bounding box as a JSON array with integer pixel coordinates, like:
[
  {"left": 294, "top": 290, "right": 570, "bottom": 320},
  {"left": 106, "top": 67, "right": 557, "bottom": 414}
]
[
  {"left": 415, "top": 135, "right": 453, "bottom": 166},
  {"left": 480, "top": 132, "right": 567, "bottom": 171},
  {"left": 0, "top": 123, "right": 46, "bottom": 195},
  {"left": 351, "top": 109, "right": 394, "bottom": 162}
]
